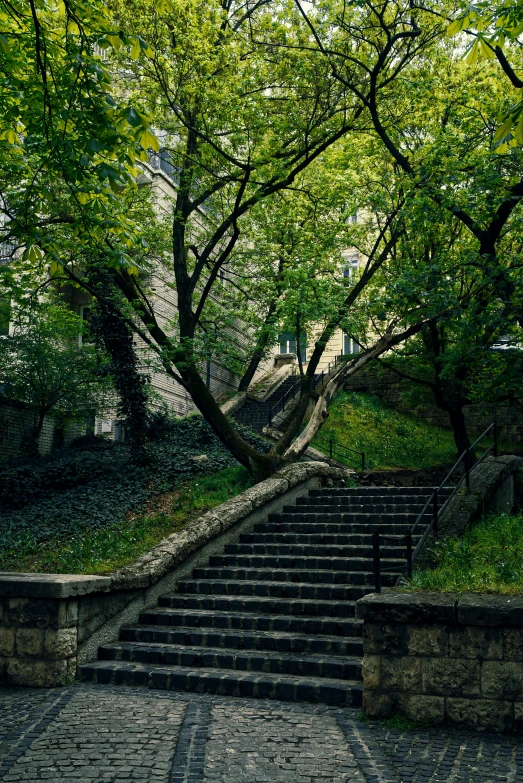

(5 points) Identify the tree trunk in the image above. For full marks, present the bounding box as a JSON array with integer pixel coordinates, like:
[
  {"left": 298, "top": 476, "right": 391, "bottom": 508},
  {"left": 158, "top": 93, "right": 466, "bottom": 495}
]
[
  {"left": 178, "top": 360, "right": 285, "bottom": 479},
  {"left": 448, "top": 406, "right": 473, "bottom": 458},
  {"left": 238, "top": 257, "right": 285, "bottom": 392},
  {"left": 283, "top": 323, "right": 426, "bottom": 461},
  {"left": 22, "top": 408, "right": 47, "bottom": 456},
  {"left": 238, "top": 299, "right": 278, "bottom": 392}
]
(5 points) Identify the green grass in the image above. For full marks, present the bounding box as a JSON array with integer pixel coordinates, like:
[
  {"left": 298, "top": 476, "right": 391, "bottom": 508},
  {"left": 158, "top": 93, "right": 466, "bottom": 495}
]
[
  {"left": 409, "top": 513, "right": 523, "bottom": 594},
  {"left": 0, "top": 466, "right": 253, "bottom": 575},
  {"left": 311, "top": 391, "right": 459, "bottom": 470}
]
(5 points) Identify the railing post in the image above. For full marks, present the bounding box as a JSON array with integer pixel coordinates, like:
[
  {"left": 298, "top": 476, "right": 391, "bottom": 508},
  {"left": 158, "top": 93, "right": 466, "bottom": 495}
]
[
  {"left": 361, "top": 452, "right": 365, "bottom": 471},
  {"left": 465, "top": 449, "right": 470, "bottom": 490},
  {"left": 372, "top": 531, "right": 381, "bottom": 593},
  {"left": 406, "top": 532, "right": 412, "bottom": 579},
  {"left": 493, "top": 420, "right": 498, "bottom": 457},
  {"left": 329, "top": 439, "right": 333, "bottom": 459},
  {"left": 432, "top": 489, "right": 438, "bottom": 538}
]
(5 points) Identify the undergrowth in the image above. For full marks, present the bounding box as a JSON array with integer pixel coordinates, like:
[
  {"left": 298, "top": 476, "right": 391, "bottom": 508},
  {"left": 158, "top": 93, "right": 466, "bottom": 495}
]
[
  {"left": 0, "top": 415, "right": 268, "bottom": 573},
  {"left": 409, "top": 513, "right": 523, "bottom": 594},
  {"left": 0, "top": 465, "right": 252, "bottom": 575}
]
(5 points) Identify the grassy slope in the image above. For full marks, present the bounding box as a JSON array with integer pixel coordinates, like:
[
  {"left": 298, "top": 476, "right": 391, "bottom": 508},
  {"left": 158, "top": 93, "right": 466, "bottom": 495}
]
[
  {"left": 0, "top": 466, "right": 252, "bottom": 575},
  {"left": 410, "top": 513, "right": 523, "bottom": 594},
  {"left": 311, "top": 390, "right": 459, "bottom": 470}
]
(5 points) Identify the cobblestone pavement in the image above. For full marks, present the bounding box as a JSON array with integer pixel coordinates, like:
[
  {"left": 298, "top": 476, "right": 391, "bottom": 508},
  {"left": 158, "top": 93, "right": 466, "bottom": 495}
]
[{"left": 0, "top": 684, "right": 522, "bottom": 782}]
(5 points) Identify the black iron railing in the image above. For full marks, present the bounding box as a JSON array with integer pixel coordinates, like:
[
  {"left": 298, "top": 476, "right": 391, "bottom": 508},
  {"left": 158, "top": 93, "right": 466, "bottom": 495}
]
[
  {"left": 313, "top": 434, "right": 365, "bottom": 471},
  {"left": 267, "top": 377, "right": 303, "bottom": 427},
  {"left": 371, "top": 421, "right": 498, "bottom": 593}
]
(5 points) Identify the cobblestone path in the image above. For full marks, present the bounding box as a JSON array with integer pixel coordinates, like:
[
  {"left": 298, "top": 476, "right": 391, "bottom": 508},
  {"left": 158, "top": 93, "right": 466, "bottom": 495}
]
[{"left": 1, "top": 684, "right": 523, "bottom": 782}]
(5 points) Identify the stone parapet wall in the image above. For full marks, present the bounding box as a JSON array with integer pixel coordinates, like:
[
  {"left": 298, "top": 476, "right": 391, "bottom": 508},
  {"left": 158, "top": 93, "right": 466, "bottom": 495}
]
[
  {"left": 357, "top": 592, "right": 523, "bottom": 733},
  {"left": 344, "top": 362, "right": 523, "bottom": 444},
  {"left": 0, "top": 575, "right": 110, "bottom": 687},
  {"left": 0, "top": 460, "right": 346, "bottom": 687}
]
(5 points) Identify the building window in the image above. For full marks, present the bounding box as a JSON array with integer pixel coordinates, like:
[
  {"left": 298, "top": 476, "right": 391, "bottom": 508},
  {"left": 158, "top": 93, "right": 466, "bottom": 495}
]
[
  {"left": 0, "top": 299, "right": 10, "bottom": 337},
  {"left": 342, "top": 255, "right": 359, "bottom": 280},
  {"left": 78, "top": 305, "right": 93, "bottom": 345},
  {"left": 114, "top": 421, "right": 126, "bottom": 442},
  {"left": 343, "top": 333, "right": 360, "bottom": 355},
  {"left": 278, "top": 331, "right": 307, "bottom": 362}
]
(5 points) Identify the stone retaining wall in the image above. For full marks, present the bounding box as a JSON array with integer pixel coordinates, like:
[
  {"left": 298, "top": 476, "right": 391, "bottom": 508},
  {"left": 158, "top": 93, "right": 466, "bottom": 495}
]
[
  {"left": 357, "top": 592, "right": 523, "bottom": 733},
  {"left": 344, "top": 361, "right": 523, "bottom": 444},
  {"left": 0, "top": 461, "right": 346, "bottom": 687}
]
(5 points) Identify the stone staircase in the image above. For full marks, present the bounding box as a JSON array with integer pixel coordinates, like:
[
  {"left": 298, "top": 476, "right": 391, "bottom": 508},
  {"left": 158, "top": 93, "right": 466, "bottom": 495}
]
[
  {"left": 80, "top": 485, "right": 451, "bottom": 705},
  {"left": 233, "top": 375, "right": 317, "bottom": 433}
]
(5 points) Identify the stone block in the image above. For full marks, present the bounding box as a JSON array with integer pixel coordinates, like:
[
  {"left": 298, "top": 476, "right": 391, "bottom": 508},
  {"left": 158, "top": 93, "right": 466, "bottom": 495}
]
[
  {"left": 361, "top": 655, "right": 380, "bottom": 690},
  {"left": 363, "top": 690, "right": 394, "bottom": 718},
  {"left": 481, "top": 660, "right": 523, "bottom": 700},
  {"left": 422, "top": 658, "right": 480, "bottom": 696},
  {"left": 7, "top": 597, "right": 64, "bottom": 630},
  {"left": 66, "top": 599, "right": 78, "bottom": 627},
  {"left": 44, "top": 628, "right": 77, "bottom": 660},
  {"left": 396, "top": 694, "right": 445, "bottom": 725},
  {"left": 380, "top": 655, "right": 422, "bottom": 693},
  {"left": 67, "top": 656, "right": 77, "bottom": 679},
  {"left": 449, "top": 626, "right": 503, "bottom": 660},
  {"left": 363, "top": 623, "right": 408, "bottom": 656},
  {"left": 242, "top": 478, "right": 290, "bottom": 509},
  {"left": 446, "top": 697, "right": 514, "bottom": 733},
  {"left": 407, "top": 624, "right": 449, "bottom": 656},
  {"left": 0, "top": 627, "right": 15, "bottom": 657},
  {"left": 16, "top": 628, "right": 44, "bottom": 657},
  {"left": 357, "top": 592, "right": 458, "bottom": 624},
  {"left": 503, "top": 629, "right": 523, "bottom": 662},
  {"left": 7, "top": 657, "right": 69, "bottom": 687},
  {"left": 458, "top": 594, "right": 523, "bottom": 628},
  {"left": 0, "top": 573, "right": 111, "bottom": 598}
]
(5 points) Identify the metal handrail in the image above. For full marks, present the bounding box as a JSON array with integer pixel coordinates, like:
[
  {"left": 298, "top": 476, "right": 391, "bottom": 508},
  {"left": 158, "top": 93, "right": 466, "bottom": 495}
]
[
  {"left": 409, "top": 420, "right": 497, "bottom": 567},
  {"left": 267, "top": 378, "right": 303, "bottom": 426},
  {"left": 371, "top": 421, "right": 498, "bottom": 591},
  {"left": 267, "top": 351, "right": 346, "bottom": 426},
  {"left": 314, "top": 434, "right": 365, "bottom": 471}
]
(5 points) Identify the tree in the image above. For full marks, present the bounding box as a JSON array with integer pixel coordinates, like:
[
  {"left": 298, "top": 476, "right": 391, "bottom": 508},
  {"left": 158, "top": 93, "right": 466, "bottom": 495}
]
[
  {"left": 48, "top": 0, "right": 436, "bottom": 476},
  {"left": 0, "top": 303, "right": 113, "bottom": 455},
  {"left": 368, "top": 202, "right": 523, "bottom": 455},
  {"left": 447, "top": 1, "right": 523, "bottom": 150},
  {"left": 0, "top": 0, "right": 157, "bottom": 265},
  {"left": 1, "top": 0, "right": 456, "bottom": 475}
]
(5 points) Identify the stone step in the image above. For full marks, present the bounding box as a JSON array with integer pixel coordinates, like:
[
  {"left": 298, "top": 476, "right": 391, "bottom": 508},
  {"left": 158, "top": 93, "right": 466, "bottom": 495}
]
[
  {"left": 226, "top": 542, "right": 409, "bottom": 558},
  {"left": 270, "top": 510, "right": 427, "bottom": 522},
  {"left": 79, "top": 660, "right": 363, "bottom": 706},
  {"left": 309, "top": 486, "right": 453, "bottom": 496},
  {"left": 192, "top": 567, "right": 398, "bottom": 586},
  {"left": 120, "top": 625, "right": 363, "bottom": 657},
  {"left": 139, "top": 607, "right": 363, "bottom": 636},
  {"left": 177, "top": 579, "right": 370, "bottom": 601},
  {"left": 240, "top": 532, "right": 422, "bottom": 546},
  {"left": 158, "top": 593, "right": 356, "bottom": 618},
  {"left": 97, "top": 641, "right": 361, "bottom": 680},
  {"left": 208, "top": 554, "right": 402, "bottom": 571},
  {"left": 254, "top": 522, "right": 423, "bottom": 534},
  {"left": 295, "top": 495, "right": 443, "bottom": 507},
  {"left": 294, "top": 501, "right": 431, "bottom": 513}
]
